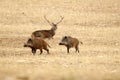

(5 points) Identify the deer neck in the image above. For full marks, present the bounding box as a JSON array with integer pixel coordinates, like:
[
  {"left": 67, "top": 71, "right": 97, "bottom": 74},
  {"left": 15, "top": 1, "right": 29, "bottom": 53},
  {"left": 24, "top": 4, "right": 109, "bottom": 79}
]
[
  {"left": 50, "top": 28, "right": 55, "bottom": 36},
  {"left": 51, "top": 26, "right": 57, "bottom": 32}
]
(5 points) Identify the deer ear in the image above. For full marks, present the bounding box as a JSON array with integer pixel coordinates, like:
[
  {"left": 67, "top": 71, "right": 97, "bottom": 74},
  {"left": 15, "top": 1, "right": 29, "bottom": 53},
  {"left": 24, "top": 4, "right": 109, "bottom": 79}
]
[{"left": 52, "top": 23, "right": 57, "bottom": 26}]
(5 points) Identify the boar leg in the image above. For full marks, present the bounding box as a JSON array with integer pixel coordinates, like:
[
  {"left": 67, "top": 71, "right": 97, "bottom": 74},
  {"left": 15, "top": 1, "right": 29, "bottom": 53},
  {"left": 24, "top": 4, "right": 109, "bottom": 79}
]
[
  {"left": 32, "top": 48, "right": 36, "bottom": 55},
  {"left": 44, "top": 48, "right": 49, "bottom": 54},
  {"left": 75, "top": 46, "right": 79, "bottom": 53},
  {"left": 46, "top": 49, "right": 49, "bottom": 54},
  {"left": 40, "top": 49, "right": 43, "bottom": 55},
  {"left": 67, "top": 46, "right": 70, "bottom": 53}
]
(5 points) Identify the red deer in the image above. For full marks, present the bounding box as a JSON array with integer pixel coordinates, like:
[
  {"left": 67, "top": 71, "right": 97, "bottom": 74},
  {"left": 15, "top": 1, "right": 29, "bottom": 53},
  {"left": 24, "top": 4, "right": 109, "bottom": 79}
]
[
  {"left": 59, "top": 36, "right": 83, "bottom": 53},
  {"left": 24, "top": 37, "right": 50, "bottom": 55},
  {"left": 31, "top": 15, "right": 64, "bottom": 39}
]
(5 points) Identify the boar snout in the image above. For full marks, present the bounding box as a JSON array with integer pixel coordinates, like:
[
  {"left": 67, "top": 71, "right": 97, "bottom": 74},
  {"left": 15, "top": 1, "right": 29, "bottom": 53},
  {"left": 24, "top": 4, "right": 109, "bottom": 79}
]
[
  {"left": 59, "top": 43, "right": 63, "bottom": 45},
  {"left": 24, "top": 43, "right": 27, "bottom": 47},
  {"left": 59, "top": 42, "right": 67, "bottom": 45},
  {"left": 59, "top": 42, "right": 68, "bottom": 45}
]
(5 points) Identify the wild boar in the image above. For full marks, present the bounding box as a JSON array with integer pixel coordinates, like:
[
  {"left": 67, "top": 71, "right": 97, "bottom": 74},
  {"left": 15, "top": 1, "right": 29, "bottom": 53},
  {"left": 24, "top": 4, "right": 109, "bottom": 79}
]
[
  {"left": 24, "top": 38, "right": 50, "bottom": 55},
  {"left": 59, "top": 36, "right": 83, "bottom": 53}
]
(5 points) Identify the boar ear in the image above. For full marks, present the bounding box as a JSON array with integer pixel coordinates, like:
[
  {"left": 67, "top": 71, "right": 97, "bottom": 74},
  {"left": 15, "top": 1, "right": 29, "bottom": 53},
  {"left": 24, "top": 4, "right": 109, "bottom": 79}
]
[
  {"left": 64, "top": 36, "right": 67, "bottom": 39},
  {"left": 28, "top": 38, "right": 31, "bottom": 41},
  {"left": 28, "top": 38, "right": 33, "bottom": 42}
]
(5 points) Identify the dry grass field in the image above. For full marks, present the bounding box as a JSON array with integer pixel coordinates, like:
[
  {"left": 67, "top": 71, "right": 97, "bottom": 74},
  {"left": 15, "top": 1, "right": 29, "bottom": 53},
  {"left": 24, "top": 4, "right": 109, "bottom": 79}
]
[{"left": 0, "top": 0, "right": 120, "bottom": 80}]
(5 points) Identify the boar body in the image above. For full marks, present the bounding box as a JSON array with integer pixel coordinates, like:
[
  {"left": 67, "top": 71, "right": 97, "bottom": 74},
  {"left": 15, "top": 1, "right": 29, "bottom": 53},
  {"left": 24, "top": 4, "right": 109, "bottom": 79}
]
[
  {"left": 24, "top": 38, "right": 50, "bottom": 55},
  {"left": 59, "top": 36, "right": 82, "bottom": 53}
]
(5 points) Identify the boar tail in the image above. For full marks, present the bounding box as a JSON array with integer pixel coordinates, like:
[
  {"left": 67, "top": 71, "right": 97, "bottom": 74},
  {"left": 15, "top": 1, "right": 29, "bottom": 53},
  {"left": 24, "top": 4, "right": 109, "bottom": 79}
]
[{"left": 47, "top": 43, "right": 51, "bottom": 48}]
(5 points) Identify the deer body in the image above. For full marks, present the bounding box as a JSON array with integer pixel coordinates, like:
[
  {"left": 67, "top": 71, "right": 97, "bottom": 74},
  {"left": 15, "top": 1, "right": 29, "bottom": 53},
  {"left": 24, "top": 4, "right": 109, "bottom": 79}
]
[
  {"left": 31, "top": 16, "right": 64, "bottom": 39},
  {"left": 31, "top": 28, "right": 55, "bottom": 39}
]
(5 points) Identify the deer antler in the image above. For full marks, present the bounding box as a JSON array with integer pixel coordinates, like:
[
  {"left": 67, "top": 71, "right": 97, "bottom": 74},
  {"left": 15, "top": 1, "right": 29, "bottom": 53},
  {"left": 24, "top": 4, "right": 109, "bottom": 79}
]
[
  {"left": 56, "top": 16, "right": 64, "bottom": 25},
  {"left": 44, "top": 15, "right": 52, "bottom": 26}
]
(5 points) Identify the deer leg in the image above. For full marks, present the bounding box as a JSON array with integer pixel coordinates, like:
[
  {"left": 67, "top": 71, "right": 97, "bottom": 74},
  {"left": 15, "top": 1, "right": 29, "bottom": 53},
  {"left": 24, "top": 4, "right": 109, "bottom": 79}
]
[
  {"left": 51, "top": 37, "right": 54, "bottom": 39},
  {"left": 48, "top": 35, "right": 53, "bottom": 40}
]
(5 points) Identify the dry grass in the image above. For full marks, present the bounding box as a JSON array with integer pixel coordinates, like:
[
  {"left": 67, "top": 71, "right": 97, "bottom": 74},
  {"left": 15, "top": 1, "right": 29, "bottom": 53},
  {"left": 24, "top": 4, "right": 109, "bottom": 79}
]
[{"left": 0, "top": 0, "right": 120, "bottom": 80}]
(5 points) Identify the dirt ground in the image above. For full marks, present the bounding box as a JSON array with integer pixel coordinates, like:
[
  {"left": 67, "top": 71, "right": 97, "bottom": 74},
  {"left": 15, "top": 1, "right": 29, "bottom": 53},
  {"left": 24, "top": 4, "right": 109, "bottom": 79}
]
[{"left": 0, "top": 0, "right": 120, "bottom": 80}]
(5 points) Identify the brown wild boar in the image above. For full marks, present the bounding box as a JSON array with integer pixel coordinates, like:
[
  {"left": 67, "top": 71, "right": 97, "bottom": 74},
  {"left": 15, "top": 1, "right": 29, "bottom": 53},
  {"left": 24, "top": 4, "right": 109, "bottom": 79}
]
[
  {"left": 31, "top": 15, "right": 64, "bottom": 39},
  {"left": 24, "top": 38, "right": 50, "bottom": 55},
  {"left": 59, "top": 36, "right": 83, "bottom": 53}
]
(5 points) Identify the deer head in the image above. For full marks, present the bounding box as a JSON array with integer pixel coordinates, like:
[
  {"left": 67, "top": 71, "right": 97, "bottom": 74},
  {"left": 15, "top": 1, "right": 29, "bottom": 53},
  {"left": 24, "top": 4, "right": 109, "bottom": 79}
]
[{"left": 44, "top": 15, "right": 64, "bottom": 31}]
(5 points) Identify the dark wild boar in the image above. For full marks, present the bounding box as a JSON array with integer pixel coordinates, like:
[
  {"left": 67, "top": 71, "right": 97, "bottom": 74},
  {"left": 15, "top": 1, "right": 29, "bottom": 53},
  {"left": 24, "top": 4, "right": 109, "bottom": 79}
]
[
  {"left": 31, "top": 15, "right": 64, "bottom": 39},
  {"left": 59, "top": 36, "right": 83, "bottom": 53},
  {"left": 24, "top": 38, "right": 50, "bottom": 55}
]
